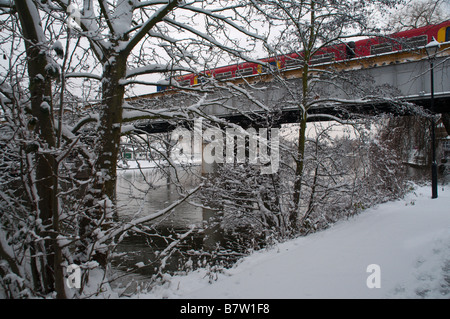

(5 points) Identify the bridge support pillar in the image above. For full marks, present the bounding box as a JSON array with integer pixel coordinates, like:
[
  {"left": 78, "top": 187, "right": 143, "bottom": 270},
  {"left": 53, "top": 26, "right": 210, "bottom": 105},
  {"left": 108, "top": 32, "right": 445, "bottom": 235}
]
[{"left": 201, "top": 140, "right": 219, "bottom": 175}]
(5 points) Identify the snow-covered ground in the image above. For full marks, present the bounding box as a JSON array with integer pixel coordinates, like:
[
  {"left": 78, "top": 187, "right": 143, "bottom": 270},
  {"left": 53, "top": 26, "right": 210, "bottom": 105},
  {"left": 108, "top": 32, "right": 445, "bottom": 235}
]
[{"left": 133, "top": 184, "right": 450, "bottom": 299}]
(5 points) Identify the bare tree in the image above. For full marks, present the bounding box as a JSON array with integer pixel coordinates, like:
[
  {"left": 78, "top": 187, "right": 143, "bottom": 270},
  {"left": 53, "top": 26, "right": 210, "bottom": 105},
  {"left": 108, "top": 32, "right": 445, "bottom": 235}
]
[
  {"left": 388, "top": 0, "right": 450, "bottom": 32},
  {"left": 288, "top": 119, "right": 408, "bottom": 234},
  {"left": 249, "top": 0, "right": 405, "bottom": 230},
  {"left": 0, "top": 0, "right": 271, "bottom": 298},
  {"left": 46, "top": 0, "right": 268, "bottom": 268}
]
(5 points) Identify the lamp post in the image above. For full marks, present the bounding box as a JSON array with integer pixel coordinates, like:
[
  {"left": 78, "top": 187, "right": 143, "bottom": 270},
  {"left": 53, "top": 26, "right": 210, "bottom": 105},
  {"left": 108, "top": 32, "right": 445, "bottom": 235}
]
[{"left": 425, "top": 38, "right": 440, "bottom": 199}]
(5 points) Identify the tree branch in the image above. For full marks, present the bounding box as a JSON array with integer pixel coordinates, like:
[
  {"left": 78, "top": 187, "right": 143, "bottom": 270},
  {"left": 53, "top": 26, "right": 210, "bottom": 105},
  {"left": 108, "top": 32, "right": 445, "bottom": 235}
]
[
  {"left": 65, "top": 72, "right": 102, "bottom": 81},
  {"left": 98, "top": 0, "right": 116, "bottom": 35},
  {"left": 96, "top": 184, "right": 202, "bottom": 245},
  {"left": 122, "top": 0, "right": 180, "bottom": 55}
]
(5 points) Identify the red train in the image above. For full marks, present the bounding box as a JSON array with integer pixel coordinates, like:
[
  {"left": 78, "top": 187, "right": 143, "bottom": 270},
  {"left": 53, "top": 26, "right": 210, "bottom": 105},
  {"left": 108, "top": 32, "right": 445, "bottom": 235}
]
[{"left": 157, "top": 20, "right": 450, "bottom": 92}]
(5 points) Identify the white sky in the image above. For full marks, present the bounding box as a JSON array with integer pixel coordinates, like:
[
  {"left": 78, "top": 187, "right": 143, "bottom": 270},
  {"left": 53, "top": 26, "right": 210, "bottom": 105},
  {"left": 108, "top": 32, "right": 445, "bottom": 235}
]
[{"left": 1, "top": 0, "right": 449, "bottom": 100}]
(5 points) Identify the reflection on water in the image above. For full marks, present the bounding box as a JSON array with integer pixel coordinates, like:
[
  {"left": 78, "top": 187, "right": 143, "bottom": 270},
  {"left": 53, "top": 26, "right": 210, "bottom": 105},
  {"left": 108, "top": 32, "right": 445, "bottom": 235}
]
[
  {"left": 113, "top": 165, "right": 243, "bottom": 287},
  {"left": 116, "top": 166, "right": 204, "bottom": 228}
]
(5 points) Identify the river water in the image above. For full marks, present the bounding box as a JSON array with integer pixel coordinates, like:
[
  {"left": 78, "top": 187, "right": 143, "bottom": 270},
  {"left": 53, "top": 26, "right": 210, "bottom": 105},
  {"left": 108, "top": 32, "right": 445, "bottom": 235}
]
[
  {"left": 116, "top": 165, "right": 204, "bottom": 228},
  {"left": 112, "top": 165, "right": 249, "bottom": 290}
]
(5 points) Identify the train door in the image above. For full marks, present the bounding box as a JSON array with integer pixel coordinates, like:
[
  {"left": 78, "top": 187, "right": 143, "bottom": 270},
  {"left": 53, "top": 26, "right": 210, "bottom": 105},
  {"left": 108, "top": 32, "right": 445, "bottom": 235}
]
[{"left": 437, "top": 25, "right": 450, "bottom": 42}]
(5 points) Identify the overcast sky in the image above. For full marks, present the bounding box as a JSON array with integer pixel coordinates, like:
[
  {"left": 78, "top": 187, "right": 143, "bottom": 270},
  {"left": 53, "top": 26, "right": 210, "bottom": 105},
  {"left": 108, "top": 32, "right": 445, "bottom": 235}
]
[{"left": 1, "top": 0, "right": 449, "bottom": 99}]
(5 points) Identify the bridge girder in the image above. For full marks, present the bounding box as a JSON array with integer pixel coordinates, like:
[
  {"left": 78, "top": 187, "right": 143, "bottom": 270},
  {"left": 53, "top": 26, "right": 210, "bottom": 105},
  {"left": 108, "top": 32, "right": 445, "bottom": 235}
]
[{"left": 129, "top": 44, "right": 450, "bottom": 134}]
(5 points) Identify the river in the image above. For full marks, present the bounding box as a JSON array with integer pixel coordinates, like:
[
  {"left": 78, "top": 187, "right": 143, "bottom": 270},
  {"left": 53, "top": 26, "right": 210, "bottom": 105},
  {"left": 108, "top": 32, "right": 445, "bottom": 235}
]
[
  {"left": 116, "top": 165, "right": 204, "bottom": 228},
  {"left": 111, "top": 165, "right": 250, "bottom": 293}
]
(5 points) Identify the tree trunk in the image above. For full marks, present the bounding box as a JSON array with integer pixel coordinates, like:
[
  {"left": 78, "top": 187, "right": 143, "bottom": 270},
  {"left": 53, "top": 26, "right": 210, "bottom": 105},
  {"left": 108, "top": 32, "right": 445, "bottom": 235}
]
[
  {"left": 15, "top": 0, "right": 66, "bottom": 298},
  {"left": 79, "top": 51, "right": 126, "bottom": 268},
  {"left": 292, "top": 110, "right": 307, "bottom": 226},
  {"left": 97, "top": 53, "right": 126, "bottom": 202},
  {"left": 291, "top": 1, "right": 316, "bottom": 231}
]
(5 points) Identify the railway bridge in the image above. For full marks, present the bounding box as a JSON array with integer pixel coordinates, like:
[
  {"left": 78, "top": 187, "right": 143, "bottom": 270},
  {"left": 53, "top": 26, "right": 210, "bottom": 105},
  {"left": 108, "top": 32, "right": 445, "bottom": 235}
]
[{"left": 126, "top": 43, "right": 450, "bottom": 134}]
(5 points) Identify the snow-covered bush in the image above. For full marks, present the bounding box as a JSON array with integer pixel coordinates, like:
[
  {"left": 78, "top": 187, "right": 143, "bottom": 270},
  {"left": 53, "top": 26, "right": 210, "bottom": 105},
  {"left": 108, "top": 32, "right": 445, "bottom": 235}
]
[{"left": 197, "top": 120, "right": 409, "bottom": 249}]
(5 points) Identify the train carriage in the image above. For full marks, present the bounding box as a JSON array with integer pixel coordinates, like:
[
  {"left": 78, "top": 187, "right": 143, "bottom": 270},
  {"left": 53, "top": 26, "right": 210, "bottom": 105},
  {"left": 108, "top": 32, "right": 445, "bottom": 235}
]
[{"left": 157, "top": 20, "right": 450, "bottom": 92}]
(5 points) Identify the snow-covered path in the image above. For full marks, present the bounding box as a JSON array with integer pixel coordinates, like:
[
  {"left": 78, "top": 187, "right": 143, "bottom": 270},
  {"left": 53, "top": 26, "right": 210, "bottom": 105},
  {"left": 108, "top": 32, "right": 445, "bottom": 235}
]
[{"left": 140, "top": 185, "right": 450, "bottom": 299}]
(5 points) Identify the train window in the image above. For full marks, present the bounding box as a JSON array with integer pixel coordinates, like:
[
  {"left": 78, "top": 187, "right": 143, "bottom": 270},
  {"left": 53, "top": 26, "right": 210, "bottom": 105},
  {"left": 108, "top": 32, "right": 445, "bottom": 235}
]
[
  {"left": 447, "top": 27, "right": 450, "bottom": 42},
  {"left": 346, "top": 42, "right": 356, "bottom": 59},
  {"left": 403, "top": 35, "right": 428, "bottom": 49},
  {"left": 258, "top": 62, "right": 278, "bottom": 73},
  {"left": 215, "top": 71, "right": 232, "bottom": 80},
  {"left": 197, "top": 73, "right": 213, "bottom": 83},
  {"left": 179, "top": 80, "right": 191, "bottom": 87},
  {"left": 236, "top": 67, "right": 253, "bottom": 76},
  {"left": 270, "top": 61, "right": 282, "bottom": 69},
  {"left": 197, "top": 75, "right": 207, "bottom": 84},
  {"left": 310, "top": 52, "right": 335, "bottom": 65},
  {"left": 370, "top": 42, "right": 393, "bottom": 55},
  {"left": 285, "top": 58, "right": 303, "bottom": 69}
]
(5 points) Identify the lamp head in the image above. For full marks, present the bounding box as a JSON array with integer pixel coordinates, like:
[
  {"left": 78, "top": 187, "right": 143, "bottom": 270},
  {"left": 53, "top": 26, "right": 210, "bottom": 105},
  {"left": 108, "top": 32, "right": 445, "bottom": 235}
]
[{"left": 425, "top": 37, "right": 440, "bottom": 57}]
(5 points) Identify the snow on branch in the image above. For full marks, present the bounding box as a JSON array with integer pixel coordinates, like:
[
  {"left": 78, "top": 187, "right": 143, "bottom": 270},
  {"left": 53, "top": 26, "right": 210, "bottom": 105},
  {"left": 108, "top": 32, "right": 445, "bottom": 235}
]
[
  {"left": 53, "top": 0, "right": 107, "bottom": 61},
  {"left": 65, "top": 72, "right": 102, "bottom": 81},
  {"left": 15, "top": 0, "right": 46, "bottom": 44},
  {"left": 306, "top": 113, "right": 356, "bottom": 124},
  {"left": 0, "top": 0, "right": 13, "bottom": 11},
  {"left": 226, "top": 82, "right": 270, "bottom": 112},
  {"left": 308, "top": 97, "right": 371, "bottom": 107},
  {"left": 110, "top": 0, "right": 134, "bottom": 37},
  {"left": 121, "top": 107, "right": 187, "bottom": 122},
  {"left": 163, "top": 17, "right": 264, "bottom": 66},
  {"left": 70, "top": 113, "right": 100, "bottom": 134},
  {"left": 147, "top": 30, "right": 179, "bottom": 44},
  {"left": 135, "top": 0, "right": 171, "bottom": 9},
  {"left": 125, "top": 64, "right": 193, "bottom": 78},
  {"left": 98, "top": 0, "right": 117, "bottom": 35},
  {"left": 121, "top": 0, "right": 180, "bottom": 55},
  {"left": 179, "top": 4, "right": 265, "bottom": 41},
  {"left": 95, "top": 184, "right": 202, "bottom": 245},
  {"left": 0, "top": 225, "right": 23, "bottom": 278}
]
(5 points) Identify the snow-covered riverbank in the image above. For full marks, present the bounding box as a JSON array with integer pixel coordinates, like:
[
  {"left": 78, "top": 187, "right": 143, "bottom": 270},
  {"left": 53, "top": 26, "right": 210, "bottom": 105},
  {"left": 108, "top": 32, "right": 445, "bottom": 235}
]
[{"left": 135, "top": 184, "right": 450, "bottom": 299}]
